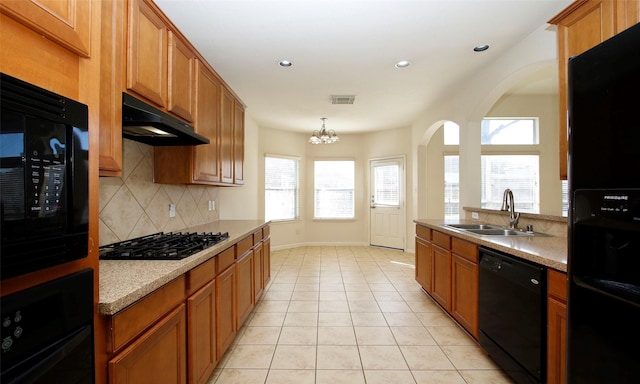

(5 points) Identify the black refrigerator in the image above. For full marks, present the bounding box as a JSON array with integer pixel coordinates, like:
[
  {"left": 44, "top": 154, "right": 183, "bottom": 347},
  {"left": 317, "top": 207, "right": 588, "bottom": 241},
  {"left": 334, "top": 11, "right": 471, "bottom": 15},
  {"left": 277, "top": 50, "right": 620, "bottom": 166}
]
[{"left": 567, "top": 22, "right": 640, "bottom": 383}]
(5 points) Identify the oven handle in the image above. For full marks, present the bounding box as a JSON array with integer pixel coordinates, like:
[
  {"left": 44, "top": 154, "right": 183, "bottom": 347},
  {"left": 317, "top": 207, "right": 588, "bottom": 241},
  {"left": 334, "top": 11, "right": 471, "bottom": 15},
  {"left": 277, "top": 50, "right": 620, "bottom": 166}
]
[{"left": 2, "top": 325, "right": 92, "bottom": 384}]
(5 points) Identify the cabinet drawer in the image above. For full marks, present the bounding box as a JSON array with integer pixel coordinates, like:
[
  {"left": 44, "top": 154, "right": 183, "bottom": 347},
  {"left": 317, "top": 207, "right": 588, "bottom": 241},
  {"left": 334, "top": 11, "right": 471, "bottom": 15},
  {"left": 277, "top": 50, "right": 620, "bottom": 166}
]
[
  {"left": 109, "top": 304, "right": 187, "bottom": 384},
  {"left": 452, "top": 237, "right": 478, "bottom": 263},
  {"left": 217, "top": 246, "right": 235, "bottom": 272},
  {"left": 263, "top": 225, "right": 270, "bottom": 238},
  {"left": 253, "top": 229, "right": 263, "bottom": 245},
  {"left": 548, "top": 269, "right": 568, "bottom": 302},
  {"left": 432, "top": 230, "right": 451, "bottom": 250},
  {"left": 109, "top": 276, "right": 185, "bottom": 353},
  {"left": 236, "top": 235, "right": 253, "bottom": 258},
  {"left": 416, "top": 225, "right": 431, "bottom": 241},
  {"left": 187, "top": 257, "right": 216, "bottom": 295}
]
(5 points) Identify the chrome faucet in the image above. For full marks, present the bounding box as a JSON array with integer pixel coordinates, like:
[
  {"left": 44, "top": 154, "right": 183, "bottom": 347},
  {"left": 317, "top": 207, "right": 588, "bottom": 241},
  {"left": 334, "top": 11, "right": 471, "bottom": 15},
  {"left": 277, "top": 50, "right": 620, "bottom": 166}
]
[{"left": 501, "top": 189, "right": 520, "bottom": 229}]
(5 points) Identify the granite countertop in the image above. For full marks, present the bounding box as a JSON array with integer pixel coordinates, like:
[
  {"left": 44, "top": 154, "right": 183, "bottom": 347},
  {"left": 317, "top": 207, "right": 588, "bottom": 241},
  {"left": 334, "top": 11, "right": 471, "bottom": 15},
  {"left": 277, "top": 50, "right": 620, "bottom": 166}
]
[
  {"left": 99, "top": 220, "right": 268, "bottom": 316},
  {"left": 414, "top": 219, "right": 567, "bottom": 272}
]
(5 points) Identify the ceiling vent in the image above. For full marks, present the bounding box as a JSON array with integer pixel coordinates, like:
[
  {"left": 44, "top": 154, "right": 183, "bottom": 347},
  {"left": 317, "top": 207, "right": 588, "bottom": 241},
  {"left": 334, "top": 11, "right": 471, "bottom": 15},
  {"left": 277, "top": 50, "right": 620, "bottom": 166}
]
[{"left": 331, "top": 95, "right": 356, "bottom": 105}]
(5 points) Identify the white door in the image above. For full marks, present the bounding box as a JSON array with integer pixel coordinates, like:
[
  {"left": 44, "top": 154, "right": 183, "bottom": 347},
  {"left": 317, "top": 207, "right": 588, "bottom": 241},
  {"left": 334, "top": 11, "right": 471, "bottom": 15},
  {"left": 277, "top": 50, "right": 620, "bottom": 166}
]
[{"left": 370, "top": 157, "right": 405, "bottom": 250}]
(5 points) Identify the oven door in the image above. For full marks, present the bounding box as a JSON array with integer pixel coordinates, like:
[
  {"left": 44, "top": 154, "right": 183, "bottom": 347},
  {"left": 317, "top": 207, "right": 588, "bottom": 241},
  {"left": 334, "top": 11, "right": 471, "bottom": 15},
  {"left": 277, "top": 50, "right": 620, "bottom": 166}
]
[
  {"left": 1, "top": 269, "right": 94, "bottom": 384},
  {"left": 2, "top": 325, "right": 93, "bottom": 384}
]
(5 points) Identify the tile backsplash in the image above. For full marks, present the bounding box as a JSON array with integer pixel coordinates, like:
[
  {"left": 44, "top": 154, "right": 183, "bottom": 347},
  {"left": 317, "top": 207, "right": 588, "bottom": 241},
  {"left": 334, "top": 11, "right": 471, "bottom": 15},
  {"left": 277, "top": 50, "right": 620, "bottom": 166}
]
[{"left": 99, "top": 139, "right": 219, "bottom": 246}]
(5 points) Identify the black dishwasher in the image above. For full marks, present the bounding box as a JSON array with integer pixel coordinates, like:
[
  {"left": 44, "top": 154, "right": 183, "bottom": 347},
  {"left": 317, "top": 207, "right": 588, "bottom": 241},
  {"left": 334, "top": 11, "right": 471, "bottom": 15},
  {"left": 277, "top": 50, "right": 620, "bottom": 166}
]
[{"left": 478, "top": 246, "right": 546, "bottom": 384}]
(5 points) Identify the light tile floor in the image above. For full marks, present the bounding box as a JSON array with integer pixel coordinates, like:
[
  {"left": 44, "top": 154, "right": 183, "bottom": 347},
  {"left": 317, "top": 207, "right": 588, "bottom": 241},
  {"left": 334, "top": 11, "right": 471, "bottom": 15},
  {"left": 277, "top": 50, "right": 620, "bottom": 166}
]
[{"left": 208, "top": 246, "right": 514, "bottom": 384}]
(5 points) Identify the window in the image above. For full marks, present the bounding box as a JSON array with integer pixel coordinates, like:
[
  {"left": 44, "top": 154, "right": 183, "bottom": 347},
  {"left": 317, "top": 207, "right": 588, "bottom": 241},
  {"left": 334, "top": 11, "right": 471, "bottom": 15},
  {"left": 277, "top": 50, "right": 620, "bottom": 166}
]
[
  {"left": 373, "top": 164, "right": 400, "bottom": 207},
  {"left": 481, "top": 155, "right": 539, "bottom": 213},
  {"left": 444, "top": 155, "right": 460, "bottom": 220},
  {"left": 481, "top": 118, "right": 538, "bottom": 145},
  {"left": 562, "top": 180, "right": 569, "bottom": 217},
  {"left": 441, "top": 119, "right": 542, "bottom": 216},
  {"left": 444, "top": 121, "right": 460, "bottom": 145},
  {"left": 265, "top": 155, "right": 299, "bottom": 221},
  {"left": 314, "top": 160, "right": 355, "bottom": 219}
]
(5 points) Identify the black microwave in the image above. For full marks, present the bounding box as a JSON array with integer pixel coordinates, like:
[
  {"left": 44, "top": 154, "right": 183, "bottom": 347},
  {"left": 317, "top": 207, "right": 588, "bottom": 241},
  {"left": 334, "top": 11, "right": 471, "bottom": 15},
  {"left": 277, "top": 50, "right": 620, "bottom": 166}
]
[{"left": 0, "top": 74, "right": 89, "bottom": 280}]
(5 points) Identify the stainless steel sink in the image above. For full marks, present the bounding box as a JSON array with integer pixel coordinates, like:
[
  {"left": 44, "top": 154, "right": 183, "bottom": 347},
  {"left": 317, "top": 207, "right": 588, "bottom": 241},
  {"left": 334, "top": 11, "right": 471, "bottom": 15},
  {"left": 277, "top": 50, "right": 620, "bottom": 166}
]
[
  {"left": 446, "top": 224, "right": 504, "bottom": 230},
  {"left": 445, "top": 224, "right": 550, "bottom": 237},
  {"left": 467, "top": 228, "right": 532, "bottom": 236}
]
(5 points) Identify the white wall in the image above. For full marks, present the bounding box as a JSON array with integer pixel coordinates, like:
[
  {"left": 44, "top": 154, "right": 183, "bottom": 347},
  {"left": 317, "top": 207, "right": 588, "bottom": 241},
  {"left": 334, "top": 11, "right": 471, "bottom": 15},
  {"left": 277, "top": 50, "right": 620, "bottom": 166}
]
[
  {"left": 486, "top": 93, "right": 561, "bottom": 214},
  {"left": 410, "top": 24, "right": 561, "bottom": 234},
  {"left": 218, "top": 115, "right": 260, "bottom": 220},
  {"left": 227, "top": 24, "right": 562, "bottom": 253},
  {"left": 258, "top": 124, "right": 412, "bottom": 250}
]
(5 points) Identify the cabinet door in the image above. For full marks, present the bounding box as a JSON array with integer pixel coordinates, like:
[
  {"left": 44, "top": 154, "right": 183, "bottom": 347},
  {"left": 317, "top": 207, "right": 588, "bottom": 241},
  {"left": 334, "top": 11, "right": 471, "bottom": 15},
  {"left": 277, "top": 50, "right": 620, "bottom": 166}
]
[
  {"left": 253, "top": 242, "right": 264, "bottom": 302},
  {"left": 263, "top": 237, "right": 271, "bottom": 286},
  {"left": 0, "top": 0, "right": 91, "bottom": 57},
  {"left": 109, "top": 304, "right": 187, "bottom": 384},
  {"left": 551, "top": 0, "right": 615, "bottom": 179},
  {"left": 99, "top": 0, "right": 125, "bottom": 176},
  {"left": 168, "top": 31, "right": 195, "bottom": 122},
  {"left": 233, "top": 102, "right": 245, "bottom": 185},
  {"left": 187, "top": 280, "right": 216, "bottom": 384},
  {"left": 547, "top": 269, "right": 568, "bottom": 384},
  {"left": 235, "top": 251, "right": 254, "bottom": 328},
  {"left": 215, "top": 266, "right": 236, "bottom": 358},
  {"left": 415, "top": 237, "right": 432, "bottom": 292},
  {"left": 615, "top": 0, "right": 640, "bottom": 33},
  {"left": 220, "top": 89, "right": 234, "bottom": 184},
  {"left": 547, "top": 296, "right": 567, "bottom": 384},
  {"left": 193, "top": 61, "right": 221, "bottom": 183},
  {"left": 431, "top": 244, "right": 451, "bottom": 311},
  {"left": 451, "top": 254, "right": 478, "bottom": 338},
  {"left": 127, "top": 0, "right": 167, "bottom": 107}
]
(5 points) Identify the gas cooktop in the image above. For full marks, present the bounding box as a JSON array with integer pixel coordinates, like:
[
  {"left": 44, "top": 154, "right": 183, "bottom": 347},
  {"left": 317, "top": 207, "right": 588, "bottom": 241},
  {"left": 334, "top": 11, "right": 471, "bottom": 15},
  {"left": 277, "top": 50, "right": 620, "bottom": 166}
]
[{"left": 99, "top": 231, "right": 230, "bottom": 260}]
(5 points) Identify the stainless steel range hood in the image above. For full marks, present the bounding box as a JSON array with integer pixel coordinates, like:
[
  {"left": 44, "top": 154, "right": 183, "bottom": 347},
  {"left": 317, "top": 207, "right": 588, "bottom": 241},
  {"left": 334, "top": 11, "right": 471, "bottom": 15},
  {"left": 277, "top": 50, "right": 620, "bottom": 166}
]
[{"left": 122, "top": 93, "right": 209, "bottom": 146}]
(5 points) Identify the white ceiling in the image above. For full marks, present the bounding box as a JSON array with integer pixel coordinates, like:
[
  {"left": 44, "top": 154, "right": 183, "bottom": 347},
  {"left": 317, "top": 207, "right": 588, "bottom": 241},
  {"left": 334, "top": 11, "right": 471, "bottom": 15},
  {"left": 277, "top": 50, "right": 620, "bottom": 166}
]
[{"left": 154, "top": 0, "right": 570, "bottom": 134}]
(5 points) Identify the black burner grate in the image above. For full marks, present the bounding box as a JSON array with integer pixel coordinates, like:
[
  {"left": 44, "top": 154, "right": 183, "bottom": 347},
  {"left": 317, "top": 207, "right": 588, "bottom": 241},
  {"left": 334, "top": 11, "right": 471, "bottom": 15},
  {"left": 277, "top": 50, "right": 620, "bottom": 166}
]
[{"left": 99, "top": 232, "right": 230, "bottom": 260}]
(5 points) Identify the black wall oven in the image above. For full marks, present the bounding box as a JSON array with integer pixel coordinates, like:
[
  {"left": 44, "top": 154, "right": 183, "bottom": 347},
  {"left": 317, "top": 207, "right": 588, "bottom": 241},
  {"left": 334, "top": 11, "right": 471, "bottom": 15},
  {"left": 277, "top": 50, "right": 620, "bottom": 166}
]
[
  {"left": 1, "top": 269, "right": 94, "bottom": 383},
  {"left": 567, "top": 22, "right": 640, "bottom": 383},
  {"left": 0, "top": 73, "right": 89, "bottom": 279}
]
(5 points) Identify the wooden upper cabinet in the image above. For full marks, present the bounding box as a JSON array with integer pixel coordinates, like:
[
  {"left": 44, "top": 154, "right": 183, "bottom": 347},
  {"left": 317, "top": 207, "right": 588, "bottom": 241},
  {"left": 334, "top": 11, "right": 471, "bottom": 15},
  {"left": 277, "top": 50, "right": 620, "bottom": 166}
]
[
  {"left": 192, "top": 61, "right": 222, "bottom": 183},
  {"left": 0, "top": 0, "right": 91, "bottom": 57},
  {"left": 549, "top": 0, "right": 639, "bottom": 180},
  {"left": 153, "top": 60, "right": 222, "bottom": 184},
  {"left": 168, "top": 31, "right": 195, "bottom": 122},
  {"left": 220, "top": 89, "right": 235, "bottom": 184},
  {"left": 127, "top": 0, "right": 167, "bottom": 107},
  {"left": 615, "top": 0, "right": 640, "bottom": 31},
  {"left": 233, "top": 102, "right": 245, "bottom": 185},
  {"left": 99, "top": 0, "right": 126, "bottom": 177}
]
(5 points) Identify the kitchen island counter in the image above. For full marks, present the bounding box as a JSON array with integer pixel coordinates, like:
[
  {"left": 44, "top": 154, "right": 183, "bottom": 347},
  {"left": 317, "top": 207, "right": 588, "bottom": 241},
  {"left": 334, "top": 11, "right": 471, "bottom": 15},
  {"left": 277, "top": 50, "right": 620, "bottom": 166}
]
[
  {"left": 414, "top": 219, "right": 567, "bottom": 272},
  {"left": 99, "top": 220, "right": 268, "bottom": 315}
]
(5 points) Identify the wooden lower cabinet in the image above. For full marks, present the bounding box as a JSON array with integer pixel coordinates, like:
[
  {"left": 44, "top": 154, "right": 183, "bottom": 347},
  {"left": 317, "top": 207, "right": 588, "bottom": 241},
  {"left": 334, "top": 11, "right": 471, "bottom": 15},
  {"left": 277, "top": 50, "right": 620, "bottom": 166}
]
[
  {"left": 415, "top": 236, "right": 432, "bottom": 291},
  {"left": 107, "top": 225, "right": 271, "bottom": 384},
  {"left": 415, "top": 226, "right": 478, "bottom": 339},
  {"left": 547, "top": 269, "right": 568, "bottom": 384},
  {"left": 215, "top": 265, "right": 236, "bottom": 358},
  {"left": 431, "top": 244, "right": 452, "bottom": 311},
  {"left": 263, "top": 236, "right": 271, "bottom": 286},
  {"left": 253, "top": 241, "right": 264, "bottom": 302},
  {"left": 109, "top": 304, "right": 187, "bottom": 384},
  {"left": 187, "top": 280, "right": 216, "bottom": 384},
  {"left": 451, "top": 237, "right": 479, "bottom": 338},
  {"left": 235, "top": 250, "right": 254, "bottom": 328},
  {"left": 451, "top": 254, "right": 478, "bottom": 338}
]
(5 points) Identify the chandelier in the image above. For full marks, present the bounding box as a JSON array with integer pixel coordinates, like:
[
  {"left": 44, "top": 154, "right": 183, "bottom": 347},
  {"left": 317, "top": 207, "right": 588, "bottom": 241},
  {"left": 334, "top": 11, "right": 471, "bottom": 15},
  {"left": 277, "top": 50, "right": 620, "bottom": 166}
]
[{"left": 309, "top": 118, "right": 339, "bottom": 144}]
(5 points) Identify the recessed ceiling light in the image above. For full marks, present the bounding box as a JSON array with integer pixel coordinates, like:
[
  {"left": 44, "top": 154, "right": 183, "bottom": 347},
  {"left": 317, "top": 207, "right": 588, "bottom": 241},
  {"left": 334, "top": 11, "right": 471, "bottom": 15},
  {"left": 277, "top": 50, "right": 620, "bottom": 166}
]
[
  {"left": 473, "top": 44, "right": 490, "bottom": 52},
  {"left": 395, "top": 60, "right": 410, "bottom": 68},
  {"left": 278, "top": 60, "right": 293, "bottom": 67}
]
